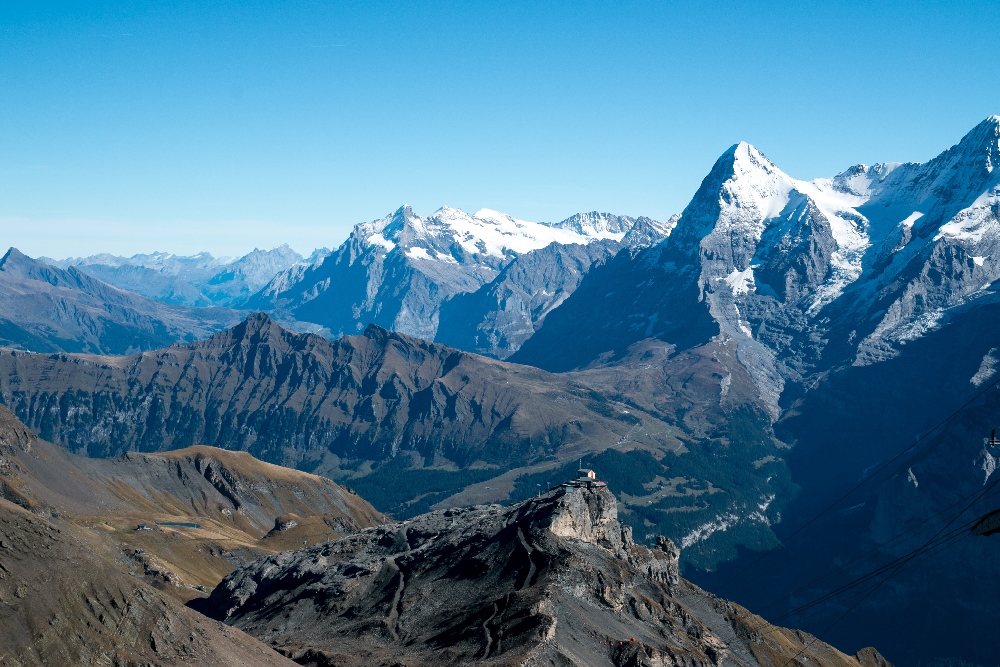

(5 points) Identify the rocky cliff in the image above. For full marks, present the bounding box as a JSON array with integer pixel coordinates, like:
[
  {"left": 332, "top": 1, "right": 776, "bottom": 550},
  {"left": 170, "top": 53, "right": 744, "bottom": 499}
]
[{"left": 208, "top": 484, "right": 889, "bottom": 667}]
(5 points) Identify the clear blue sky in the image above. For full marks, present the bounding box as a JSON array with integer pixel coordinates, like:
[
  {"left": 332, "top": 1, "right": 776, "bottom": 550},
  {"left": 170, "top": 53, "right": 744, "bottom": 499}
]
[{"left": 2, "top": 0, "right": 998, "bottom": 259}]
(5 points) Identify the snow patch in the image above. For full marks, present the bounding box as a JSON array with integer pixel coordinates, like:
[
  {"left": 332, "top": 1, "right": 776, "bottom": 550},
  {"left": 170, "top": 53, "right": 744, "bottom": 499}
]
[
  {"left": 680, "top": 513, "right": 739, "bottom": 549},
  {"left": 725, "top": 267, "right": 756, "bottom": 295},
  {"left": 367, "top": 234, "right": 396, "bottom": 252},
  {"left": 972, "top": 348, "right": 1000, "bottom": 387},
  {"left": 900, "top": 211, "right": 925, "bottom": 229},
  {"left": 720, "top": 373, "right": 732, "bottom": 398},
  {"left": 406, "top": 247, "right": 434, "bottom": 262}
]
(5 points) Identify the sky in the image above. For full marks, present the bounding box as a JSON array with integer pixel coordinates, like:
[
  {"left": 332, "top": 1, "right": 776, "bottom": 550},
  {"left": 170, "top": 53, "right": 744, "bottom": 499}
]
[{"left": 2, "top": 0, "right": 999, "bottom": 259}]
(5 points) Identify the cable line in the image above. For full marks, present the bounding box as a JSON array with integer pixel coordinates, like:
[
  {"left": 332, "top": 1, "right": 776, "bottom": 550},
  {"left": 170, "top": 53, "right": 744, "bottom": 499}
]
[
  {"left": 769, "top": 457, "right": 996, "bottom": 667},
  {"left": 711, "top": 372, "right": 1000, "bottom": 595},
  {"left": 747, "top": 477, "right": 1000, "bottom": 618}
]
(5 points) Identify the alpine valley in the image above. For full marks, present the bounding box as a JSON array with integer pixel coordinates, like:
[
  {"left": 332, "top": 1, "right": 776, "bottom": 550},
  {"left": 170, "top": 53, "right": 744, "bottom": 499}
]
[{"left": 2, "top": 117, "right": 999, "bottom": 666}]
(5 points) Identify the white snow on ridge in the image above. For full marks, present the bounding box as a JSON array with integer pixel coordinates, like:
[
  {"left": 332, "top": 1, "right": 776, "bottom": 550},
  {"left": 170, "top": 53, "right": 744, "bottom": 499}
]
[
  {"left": 935, "top": 190, "right": 1000, "bottom": 244},
  {"left": 718, "top": 144, "right": 872, "bottom": 311},
  {"left": 900, "top": 211, "right": 925, "bottom": 228},
  {"left": 359, "top": 205, "right": 633, "bottom": 260}
]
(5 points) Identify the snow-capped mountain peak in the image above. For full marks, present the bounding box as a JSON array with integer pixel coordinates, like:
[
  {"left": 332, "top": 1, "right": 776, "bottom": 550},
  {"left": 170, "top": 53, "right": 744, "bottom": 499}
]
[{"left": 355, "top": 205, "right": 655, "bottom": 261}]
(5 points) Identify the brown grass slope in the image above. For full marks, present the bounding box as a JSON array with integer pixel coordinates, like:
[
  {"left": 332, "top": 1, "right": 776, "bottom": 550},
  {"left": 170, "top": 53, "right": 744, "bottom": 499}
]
[
  {"left": 0, "top": 496, "right": 297, "bottom": 667},
  {"left": 0, "top": 405, "right": 381, "bottom": 599}
]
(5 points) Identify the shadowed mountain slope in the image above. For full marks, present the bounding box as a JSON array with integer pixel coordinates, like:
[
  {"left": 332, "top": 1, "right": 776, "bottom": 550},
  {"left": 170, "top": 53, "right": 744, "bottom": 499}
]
[
  {"left": 0, "top": 247, "right": 243, "bottom": 354},
  {"left": 206, "top": 484, "right": 890, "bottom": 667}
]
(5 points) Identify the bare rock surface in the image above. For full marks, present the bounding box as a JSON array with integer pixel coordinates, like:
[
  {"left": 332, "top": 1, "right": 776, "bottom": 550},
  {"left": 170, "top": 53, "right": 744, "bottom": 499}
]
[{"left": 208, "top": 485, "right": 887, "bottom": 667}]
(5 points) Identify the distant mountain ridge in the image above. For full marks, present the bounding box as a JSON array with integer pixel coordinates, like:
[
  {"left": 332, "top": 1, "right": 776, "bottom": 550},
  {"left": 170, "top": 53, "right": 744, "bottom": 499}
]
[
  {"left": 247, "top": 206, "right": 674, "bottom": 355},
  {"left": 43, "top": 244, "right": 330, "bottom": 308},
  {"left": 0, "top": 247, "right": 243, "bottom": 354}
]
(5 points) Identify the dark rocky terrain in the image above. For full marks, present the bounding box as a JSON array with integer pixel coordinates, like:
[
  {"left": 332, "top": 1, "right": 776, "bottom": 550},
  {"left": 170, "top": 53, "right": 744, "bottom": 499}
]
[
  {"left": 207, "top": 483, "right": 890, "bottom": 667},
  {"left": 0, "top": 247, "right": 243, "bottom": 354}
]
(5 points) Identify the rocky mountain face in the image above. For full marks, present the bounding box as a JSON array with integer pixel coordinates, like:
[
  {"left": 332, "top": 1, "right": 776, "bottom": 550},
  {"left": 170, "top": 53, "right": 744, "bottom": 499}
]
[
  {"left": 515, "top": 116, "right": 1000, "bottom": 409},
  {"left": 510, "top": 116, "right": 1000, "bottom": 666},
  {"left": 44, "top": 244, "right": 328, "bottom": 308},
  {"left": 0, "top": 247, "right": 244, "bottom": 354},
  {"left": 0, "top": 313, "right": 796, "bottom": 570},
  {"left": 206, "top": 484, "right": 890, "bottom": 667},
  {"left": 247, "top": 206, "right": 672, "bottom": 355},
  {"left": 698, "top": 297, "right": 1000, "bottom": 667}
]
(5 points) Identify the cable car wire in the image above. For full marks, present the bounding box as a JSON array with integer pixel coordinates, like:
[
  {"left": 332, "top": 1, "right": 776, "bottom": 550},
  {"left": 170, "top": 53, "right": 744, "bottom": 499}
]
[
  {"left": 746, "top": 477, "right": 1000, "bottom": 618},
  {"left": 768, "top": 462, "right": 996, "bottom": 667},
  {"left": 710, "top": 372, "right": 1000, "bottom": 596},
  {"left": 757, "top": 473, "right": 998, "bottom": 631}
]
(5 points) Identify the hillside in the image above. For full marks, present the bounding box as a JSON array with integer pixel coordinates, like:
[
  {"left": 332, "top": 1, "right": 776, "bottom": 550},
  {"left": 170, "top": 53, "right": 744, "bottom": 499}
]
[
  {"left": 0, "top": 497, "right": 298, "bottom": 666},
  {"left": 0, "top": 405, "right": 382, "bottom": 597},
  {"left": 0, "top": 313, "right": 794, "bottom": 569}
]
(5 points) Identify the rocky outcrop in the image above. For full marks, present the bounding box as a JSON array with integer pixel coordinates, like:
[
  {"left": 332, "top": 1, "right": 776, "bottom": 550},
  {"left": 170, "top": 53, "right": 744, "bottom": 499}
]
[{"left": 207, "top": 485, "right": 887, "bottom": 667}]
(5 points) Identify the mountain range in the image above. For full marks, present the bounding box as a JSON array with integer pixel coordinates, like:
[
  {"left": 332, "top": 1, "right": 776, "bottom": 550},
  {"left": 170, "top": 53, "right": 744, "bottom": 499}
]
[
  {"left": 2, "top": 116, "right": 999, "bottom": 665},
  {"left": 0, "top": 313, "right": 791, "bottom": 572},
  {"left": 511, "top": 115, "right": 1000, "bottom": 665},
  {"left": 247, "top": 206, "right": 674, "bottom": 357},
  {"left": 42, "top": 244, "right": 330, "bottom": 308}
]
